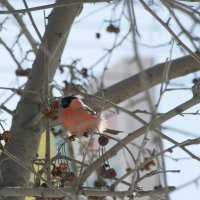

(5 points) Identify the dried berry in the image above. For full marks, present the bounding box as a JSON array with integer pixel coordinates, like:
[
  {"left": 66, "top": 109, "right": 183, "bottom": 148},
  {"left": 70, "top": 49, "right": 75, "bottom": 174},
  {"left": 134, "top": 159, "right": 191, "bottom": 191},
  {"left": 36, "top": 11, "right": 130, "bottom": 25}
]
[
  {"left": 106, "top": 168, "right": 117, "bottom": 178},
  {"left": 51, "top": 168, "right": 57, "bottom": 177},
  {"left": 81, "top": 68, "right": 88, "bottom": 78},
  {"left": 101, "top": 168, "right": 117, "bottom": 179},
  {"left": 2, "top": 131, "right": 11, "bottom": 143},
  {"left": 51, "top": 163, "right": 63, "bottom": 178},
  {"left": 96, "top": 32, "right": 101, "bottom": 39},
  {"left": 66, "top": 172, "right": 76, "bottom": 181},
  {"left": 56, "top": 167, "right": 63, "bottom": 177},
  {"left": 98, "top": 135, "right": 109, "bottom": 146},
  {"left": 50, "top": 100, "right": 59, "bottom": 110},
  {"left": 49, "top": 111, "right": 59, "bottom": 120},
  {"left": 42, "top": 108, "right": 51, "bottom": 117},
  {"left": 59, "top": 163, "right": 68, "bottom": 173},
  {"left": 94, "top": 180, "right": 107, "bottom": 188},
  {"left": 42, "top": 108, "right": 59, "bottom": 120},
  {"left": 106, "top": 24, "right": 120, "bottom": 34},
  {"left": 41, "top": 183, "right": 48, "bottom": 188},
  {"left": 61, "top": 172, "right": 76, "bottom": 181},
  {"left": 15, "top": 68, "right": 31, "bottom": 76},
  {"left": 154, "top": 185, "right": 162, "bottom": 190},
  {"left": 126, "top": 167, "right": 132, "bottom": 172}
]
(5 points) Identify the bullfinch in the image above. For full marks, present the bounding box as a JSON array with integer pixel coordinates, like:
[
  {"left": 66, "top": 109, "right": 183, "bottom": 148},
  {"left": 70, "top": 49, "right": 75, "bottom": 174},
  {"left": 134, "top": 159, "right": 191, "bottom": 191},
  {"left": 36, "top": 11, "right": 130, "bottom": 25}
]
[{"left": 61, "top": 96, "right": 104, "bottom": 136}]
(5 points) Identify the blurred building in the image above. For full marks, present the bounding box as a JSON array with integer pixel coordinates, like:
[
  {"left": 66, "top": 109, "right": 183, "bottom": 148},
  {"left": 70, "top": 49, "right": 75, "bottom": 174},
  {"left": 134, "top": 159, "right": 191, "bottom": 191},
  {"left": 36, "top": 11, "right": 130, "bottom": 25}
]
[{"left": 102, "top": 57, "right": 161, "bottom": 199}]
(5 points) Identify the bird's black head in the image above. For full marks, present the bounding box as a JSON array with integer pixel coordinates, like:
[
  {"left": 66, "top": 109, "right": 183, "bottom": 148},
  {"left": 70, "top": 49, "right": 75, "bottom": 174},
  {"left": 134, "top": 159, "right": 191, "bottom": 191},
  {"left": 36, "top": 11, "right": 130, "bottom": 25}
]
[{"left": 61, "top": 96, "right": 77, "bottom": 108}]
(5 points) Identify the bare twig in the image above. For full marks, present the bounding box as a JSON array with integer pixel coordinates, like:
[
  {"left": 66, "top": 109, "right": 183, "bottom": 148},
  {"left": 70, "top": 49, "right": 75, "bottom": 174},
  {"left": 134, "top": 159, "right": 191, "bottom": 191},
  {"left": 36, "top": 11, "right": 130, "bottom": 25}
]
[
  {"left": 22, "top": 0, "right": 42, "bottom": 41},
  {"left": 139, "top": 0, "right": 200, "bottom": 64},
  {"left": 1, "top": 0, "right": 38, "bottom": 53},
  {"left": 80, "top": 97, "right": 200, "bottom": 184},
  {"left": 0, "top": 186, "right": 176, "bottom": 198},
  {"left": 0, "top": 0, "right": 113, "bottom": 14}
]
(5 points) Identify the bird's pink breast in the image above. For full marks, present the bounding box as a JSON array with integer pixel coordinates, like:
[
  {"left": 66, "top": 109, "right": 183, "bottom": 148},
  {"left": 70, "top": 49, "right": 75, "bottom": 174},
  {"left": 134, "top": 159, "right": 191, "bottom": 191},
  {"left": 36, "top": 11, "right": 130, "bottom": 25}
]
[{"left": 61, "top": 106, "right": 101, "bottom": 136}]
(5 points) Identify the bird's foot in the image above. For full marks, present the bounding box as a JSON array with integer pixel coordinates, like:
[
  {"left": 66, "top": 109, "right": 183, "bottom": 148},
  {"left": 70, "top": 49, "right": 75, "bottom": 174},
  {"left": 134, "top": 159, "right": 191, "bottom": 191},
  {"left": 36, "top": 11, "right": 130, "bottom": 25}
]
[
  {"left": 83, "top": 132, "right": 89, "bottom": 137},
  {"left": 68, "top": 135, "right": 77, "bottom": 141}
]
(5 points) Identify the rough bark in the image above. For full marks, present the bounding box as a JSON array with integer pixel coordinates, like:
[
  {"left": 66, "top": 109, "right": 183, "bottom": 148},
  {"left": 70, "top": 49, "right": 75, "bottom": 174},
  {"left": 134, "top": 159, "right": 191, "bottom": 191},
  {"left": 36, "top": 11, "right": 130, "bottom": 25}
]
[{"left": 0, "top": 1, "right": 82, "bottom": 200}]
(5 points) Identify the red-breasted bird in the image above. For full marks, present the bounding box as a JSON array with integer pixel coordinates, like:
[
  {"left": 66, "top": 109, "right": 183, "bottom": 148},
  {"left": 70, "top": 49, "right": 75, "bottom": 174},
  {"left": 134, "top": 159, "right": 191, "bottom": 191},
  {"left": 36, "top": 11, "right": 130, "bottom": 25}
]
[{"left": 61, "top": 96, "right": 104, "bottom": 136}]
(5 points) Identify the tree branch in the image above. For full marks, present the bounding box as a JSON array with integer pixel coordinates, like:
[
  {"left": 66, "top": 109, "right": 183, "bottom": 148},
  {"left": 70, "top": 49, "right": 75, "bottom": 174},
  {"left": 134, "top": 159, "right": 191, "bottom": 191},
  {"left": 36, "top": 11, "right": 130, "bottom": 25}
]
[
  {"left": 87, "top": 52, "right": 200, "bottom": 110},
  {"left": 1, "top": 0, "right": 38, "bottom": 53},
  {"left": 0, "top": 0, "right": 112, "bottom": 15},
  {"left": 81, "top": 97, "right": 200, "bottom": 183},
  {"left": 0, "top": 186, "right": 175, "bottom": 198}
]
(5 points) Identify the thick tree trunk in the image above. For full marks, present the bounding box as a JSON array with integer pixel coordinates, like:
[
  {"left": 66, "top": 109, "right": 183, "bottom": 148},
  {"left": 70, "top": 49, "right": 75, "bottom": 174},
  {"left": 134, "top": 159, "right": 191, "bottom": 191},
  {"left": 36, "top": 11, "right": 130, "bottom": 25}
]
[{"left": 0, "top": 2, "right": 82, "bottom": 200}]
